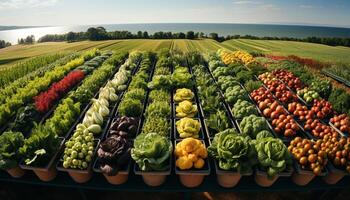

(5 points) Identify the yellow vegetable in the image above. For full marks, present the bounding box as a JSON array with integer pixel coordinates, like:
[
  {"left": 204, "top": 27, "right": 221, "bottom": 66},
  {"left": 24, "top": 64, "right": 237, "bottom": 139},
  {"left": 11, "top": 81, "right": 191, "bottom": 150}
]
[
  {"left": 176, "top": 100, "right": 197, "bottom": 118},
  {"left": 174, "top": 88, "right": 194, "bottom": 102},
  {"left": 175, "top": 138, "right": 207, "bottom": 170},
  {"left": 176, "top": 117, "right": 200, "bottom": 138},
  {"left": 217, "top": 49, "right": 255, "bottom": 65}
]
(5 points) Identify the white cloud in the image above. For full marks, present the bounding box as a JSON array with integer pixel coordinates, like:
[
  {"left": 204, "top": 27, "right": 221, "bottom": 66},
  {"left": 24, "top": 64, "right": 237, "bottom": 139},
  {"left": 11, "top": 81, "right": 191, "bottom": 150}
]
[
  {"left": 0, "top": 0, "right": 58, "bottom": 9},
  {"left": 233, "top": 0, "right": 261, "bottom": 5}
]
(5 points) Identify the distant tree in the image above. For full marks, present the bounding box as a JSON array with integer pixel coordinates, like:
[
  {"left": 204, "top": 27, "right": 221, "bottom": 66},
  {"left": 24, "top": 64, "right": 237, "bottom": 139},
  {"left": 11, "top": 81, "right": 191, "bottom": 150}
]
[
  {"left": 0, "top": 40, "right": 11, "bottom": 49},
  {"left": 186, "top": 31, "right": 195, "bottom": 40},
  {"left": 66, "top": 32, "right": 76, "bottom": 42},
  {"left": 209, "top": 32, "right": 219, "bottom": 41},
  {"left": 178, "top": 32, "right": 186, "bottom": 39},
  {"left": 137, "top": 31, "right": 143, "bottom": 38},
  {"left": 86, "top": 27, "right": 108, "bottom": 40},
  {"left": 143, "top": 31, "right": 149, "bottom": 39},
  {"left": 194, "top": 32, "right": 199, "bottom": 39}
]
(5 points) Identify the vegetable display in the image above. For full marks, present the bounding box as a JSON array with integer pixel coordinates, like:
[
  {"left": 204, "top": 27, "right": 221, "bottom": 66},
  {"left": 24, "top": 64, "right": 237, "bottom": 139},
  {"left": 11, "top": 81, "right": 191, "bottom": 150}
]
[
  {"left": 176, "top": 100, "right": 198, "bottom": 118},
  {"left": 239, "top": 115, "right": 269, "bottom": 139},
  {"left": 34, "top": 70, "right": 85, "bottom": 113},
  {"left": 232, "top": 99, "right": 258, "bottom": 119},
  {"left": 175, "top": 138, "right": 207, "bottom": 170},
  {"left": 330, "top": 114, "right": 350, "bottom": 133},
  {"left": 108, "top": 117, "right": 139, "bottom": 138},
  {"left": 174, "top": 88, "right": 194, "bottom": 103},
  {"left": 97, "top": 135, "right": 132, "bottom": 175},
  {"left": 131, "top": 133, "right": 172, "bottom": 171},
  {"left": 20, "top": 52, "right": 128, "bottom": 166},
  {"left": 254, "top": 137, "right": 292, "bottom": 177},
  {"left": 176, "top": 117, "right": 201, "bottom": 138},
  {"left": 224, "top": 85, "right": 249, "bottom": 106},
  {"left": 206, "top": 110, "right": 231, "bottom": 135},
  {"left": 297, "top": 88, "right": 321, "bottom": 104},
  {"left": 208, "top": 129, "right": 256, "bottom": 172},
  {"left": 288, "top": 137, "right": 327, "bottom": 175},
  {"left": 0, "top": 131, "right": 24, "bottom": 170},
  {"left": 0, "top": 49, "right": 100, "bottom": 128}
]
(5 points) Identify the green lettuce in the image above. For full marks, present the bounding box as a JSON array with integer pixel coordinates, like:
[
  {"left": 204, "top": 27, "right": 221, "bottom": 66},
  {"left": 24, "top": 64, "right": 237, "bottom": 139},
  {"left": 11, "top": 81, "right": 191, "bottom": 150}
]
[
  {"left": 131, "top": 133, "right": 172, "bottom": 171},
  {"left": 253, "top": 137, "right": 292, "bottom": 178},
  {"left": 208, "top": 129, "right": 256, "bottom": 173}
]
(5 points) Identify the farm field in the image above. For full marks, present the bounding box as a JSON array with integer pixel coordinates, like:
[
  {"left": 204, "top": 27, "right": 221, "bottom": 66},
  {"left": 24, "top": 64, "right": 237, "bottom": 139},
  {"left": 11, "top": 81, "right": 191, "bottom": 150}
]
[
  {"left": 222, "top": 39, "right": 350, "bottom": 64},
  {"left": 2, "top": 39, "right": 350, "bottom": 68}
]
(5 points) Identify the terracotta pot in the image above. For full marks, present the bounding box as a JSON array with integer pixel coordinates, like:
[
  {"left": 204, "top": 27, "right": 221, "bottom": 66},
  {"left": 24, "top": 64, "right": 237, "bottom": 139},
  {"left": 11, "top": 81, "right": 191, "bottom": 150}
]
[
  {"left": 323, "top": 172, "right": 345, "bottom": 185},
  {"left": 179, "top": 174, "right": 205, "bottom": 188},
  {"left": 103, "top": 173, "right": 128, "bottom": 185},
  {"left": 292, "top": 172, "right": 315, "bottom": 186},
  {"left": 254, "top": 173, "right": 278, "bottom": 187},
  {"left": 141, "top": 174, "right": 167, "bottom": 187},
  {"left": 68, "top": 171, "right": 92, "bottom": 183},
  {"left": 217, "top": 173, "right": 242, "bottom": 188},
  {"left": 6, "top": 167, "right": 25, "bottom": 178},
  {"left": 33, "top": 166, "right": 57, "bottom": 182}
]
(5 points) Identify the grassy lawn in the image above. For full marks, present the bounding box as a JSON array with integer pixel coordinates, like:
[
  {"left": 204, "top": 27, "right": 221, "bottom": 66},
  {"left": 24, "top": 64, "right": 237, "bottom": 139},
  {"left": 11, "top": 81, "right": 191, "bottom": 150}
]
[
  {"left": 222, "top": 39, "right": 350, "bottom": 64},
  {"left": 1, "top": 38, "right": 350, "bottom": 69}
]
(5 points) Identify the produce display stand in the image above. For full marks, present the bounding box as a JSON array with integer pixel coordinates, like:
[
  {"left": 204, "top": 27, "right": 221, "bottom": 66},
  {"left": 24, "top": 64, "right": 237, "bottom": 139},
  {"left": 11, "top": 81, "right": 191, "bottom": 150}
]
[
  {"left": 2, "top": 52, "right": 350, "bottom": 200},
  {"left": 1, "top": 171, "right": 350, "bottom": 199}
]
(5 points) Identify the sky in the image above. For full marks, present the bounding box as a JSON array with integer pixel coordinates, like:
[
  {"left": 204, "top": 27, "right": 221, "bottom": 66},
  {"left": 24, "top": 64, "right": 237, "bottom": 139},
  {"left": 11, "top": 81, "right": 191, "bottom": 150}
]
[{"left": 0, "top": 0, "right": 349, "bottom": 27}]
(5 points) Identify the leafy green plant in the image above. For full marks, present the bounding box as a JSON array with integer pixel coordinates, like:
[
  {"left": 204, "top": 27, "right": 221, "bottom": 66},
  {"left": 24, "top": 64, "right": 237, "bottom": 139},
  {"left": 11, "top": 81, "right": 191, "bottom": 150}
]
[
  {"left": 0, "top": 131, "right": 24, "bottom": 170},
  {"left": 142, "top": 117, "right": 170, "bottom": 137},
  {"left": 253, "top": 137, "right": 292, "bottom": 177},
  {"left": 172, "top": 66, "right": 193, "bottom": 88},
  {"left": 147, "top": 75, "right": 172, "bottom": 91},
  {"left": 239, "top": 114, "right": 269, "bottom": 139},
  {"left": 145, "top": 101, "right": 171, "bottom": 118},
  {"left": 224, "top": 85, "right": 249, "bottom": 106},
  {"left": 244, "top": 80, "right": 262, "bottom": 93},
  {"left": 118, "top": 99, "right": 143, "bottom": 117},
  {"left": 131, "top": 133, "right": 172, "bottom": 171},
  {"left": 232, "top": 99, "right": 258, "bottom": 119},
  {"left": 149, "top": 90, "right": 169, "bottom": 102},
  {"left": 206, "top": 110, "right": 230, "bottom": 135},
  {"left": 208, "top": 129, "right": 256, "bottom": 172},
  {"left": 123, "top": 88, "right": 146, "bottom": 102}
]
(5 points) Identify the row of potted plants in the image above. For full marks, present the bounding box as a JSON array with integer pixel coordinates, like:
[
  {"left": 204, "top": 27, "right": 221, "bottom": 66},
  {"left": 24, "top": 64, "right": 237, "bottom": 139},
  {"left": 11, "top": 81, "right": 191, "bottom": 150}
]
[{"left": 0, "top": 51, "right": 129, "bottom": 181}]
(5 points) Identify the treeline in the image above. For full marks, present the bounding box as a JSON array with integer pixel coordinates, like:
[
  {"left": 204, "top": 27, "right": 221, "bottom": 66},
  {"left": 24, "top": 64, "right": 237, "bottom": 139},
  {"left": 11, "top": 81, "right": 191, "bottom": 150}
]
[
  {"left": 38, "top": 27, "right": 209, "bottom": 42},
  {"left": 0, "top": 40, "right": 11, "bottom": 49},
  {"left": 36, "top": 26, "right": 350, "bottom": 47},
  {"left": 18, "top": 35, "right": 35, "bottom": 44}
]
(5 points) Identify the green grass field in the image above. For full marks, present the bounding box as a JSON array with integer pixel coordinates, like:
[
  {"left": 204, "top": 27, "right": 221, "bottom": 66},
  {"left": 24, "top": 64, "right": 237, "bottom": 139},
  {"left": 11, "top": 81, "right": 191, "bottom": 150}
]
[
  {"left": 222, "top": 39, "right": 350, "bottom": 64},
  {"left": 1, "top": 38, "right": 350, "bottom": 69}
]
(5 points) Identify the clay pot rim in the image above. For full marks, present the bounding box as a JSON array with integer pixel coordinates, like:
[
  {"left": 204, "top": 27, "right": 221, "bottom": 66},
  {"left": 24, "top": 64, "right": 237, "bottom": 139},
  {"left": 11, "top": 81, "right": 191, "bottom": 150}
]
[
  {"left": 255, "top": 166, "right": 293, "bottom": 178},
  {"left": 134, "top": 152, "right": 172, "bottom": 176},
  {"left": 326, "top": 161, "right": 349, "bottom": 176},
  {"left": 293, "top": 160, "right": 327, "bottom": 177},
  {"left": 56, "top": 139, "right": 100, "bottom": 174},
  {"left": 93, "top": 157, "right": 131, "bottom": 176},
  {"left": 214, "top": 159, "right": 252, "bottom": 176},
  {"left": 19, "top": 137, "right": 65, "bottom": 172}
]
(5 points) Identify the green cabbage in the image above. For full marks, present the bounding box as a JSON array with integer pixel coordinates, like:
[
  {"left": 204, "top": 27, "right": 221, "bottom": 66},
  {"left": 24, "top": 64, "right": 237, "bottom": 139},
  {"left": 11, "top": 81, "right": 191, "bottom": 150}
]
[
  {"left": 240, "top": 114, "right": 269, "bottom": 139},
  {"left": 208, "top": 129, "right": 256, "bottom": 173},
  {"left": 253, "top": 137, "right": 292, "bottom": 178},
  {"left": 232, "top": 99, "right": 258, "bottom": 119},
  {"left": 131, "top": 133, "right": 172, "bottom": 171}
]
